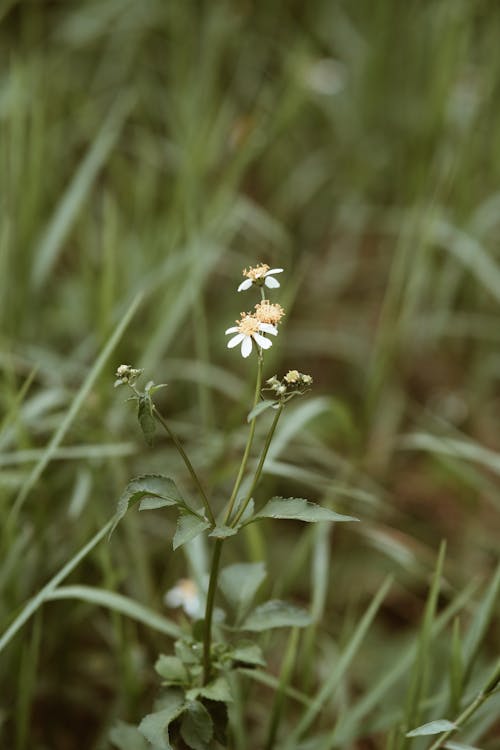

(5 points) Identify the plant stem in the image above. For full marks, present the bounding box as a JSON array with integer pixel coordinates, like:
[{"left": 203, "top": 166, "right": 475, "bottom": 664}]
[
  {"left": 152, "top": 405, "right": 215, "bottom": 527},
  {"left": 202, "top": 351, "right": 265, "bottom": 683},
  {"left": 231, "top": 403, "right": 283, "bottom": 527},
  {"left": 426, "top": 658, "right": 500, "bottom": 749},
  {"left": 202, "top": 539, "right": 223, "bottom": 684},
  {"left": 223, "top": 354, "right": 263, "bottom": 524}
]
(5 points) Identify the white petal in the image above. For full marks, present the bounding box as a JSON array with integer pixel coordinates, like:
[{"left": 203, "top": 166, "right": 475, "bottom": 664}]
[
  {"left": 265, "top": 268, "right": 284, "bottom": 275},
  {"left": 259, "top": 322, "right": 278, "bottom": 335},
  {"left": 253, "top": 333, "right": 272, "bottom": 349},
  {"left": 165, "top": 588, "right": 183, "bottom": 607},
  {"left": 237, "top": 279, "right": 253, "bottom": 291},
  {"left": 225, "top": 326, "right": 239, "bottom": 334},
  {"left": 264, "top": 276, "right": 280, "bottom": 288},
  {"left": 227, "top": 333, "right": 245, "bottom": 348},
  {"left": 241, "top": 336, "right": 253, "bottom": 358}
]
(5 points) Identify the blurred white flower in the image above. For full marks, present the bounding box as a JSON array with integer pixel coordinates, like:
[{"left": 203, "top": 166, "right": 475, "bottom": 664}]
[
  {"left": 237, "top": 263, "right": 284, "bottom": 292},
  {"left": 164, "top": 578, "right": 202, "bottom": 618},
  {"left": 226, "top": 313, "right": 277, "bottom": 358}
]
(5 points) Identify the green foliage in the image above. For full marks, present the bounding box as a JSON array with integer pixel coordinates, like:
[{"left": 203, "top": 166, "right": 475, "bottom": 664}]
[
  {"left": 3, "top": 0, "right": 500, "bottom": 748},
  {"left": 406, "top": 720, "right": 457, "bottom": 737},
  {"left": 252, "top": 497, "right": 358, "bottom": 524},
  {"left": 109, "top": 474, "right": 186, "bottom": 537},
  {"left": 241, "top": 600, "right": 312, "bottom": 632}
]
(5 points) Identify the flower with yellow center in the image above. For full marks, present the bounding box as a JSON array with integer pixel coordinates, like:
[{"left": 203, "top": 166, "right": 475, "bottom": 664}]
[
  {"left": 284, "top": 369, "right": 300, "bottom": 384},
  {"left": 225, "top": 312, "right": 277, "bottom": 358},
  {"left": 237, "top": 263, "right": 284, "bottom": 292},
  {"left": 254, "top": 300, "right": 285, "bottom": 326}
]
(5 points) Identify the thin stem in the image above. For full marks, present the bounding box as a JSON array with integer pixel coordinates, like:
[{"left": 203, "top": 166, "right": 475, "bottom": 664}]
[
  {"left": 231, "top": 403, "right": 283, "bottom": 527},
  {"left": 223, "top": 354, "right": 263, "bottom": 524},
  {"left": 426, "top": 658, "right": 500, "bottom": 750},
  {"left": 152, "top": 405, "right": 215, "bottom": 527},
  {"left": 202, "top": 539, "right": 223, "bottom": 684}
]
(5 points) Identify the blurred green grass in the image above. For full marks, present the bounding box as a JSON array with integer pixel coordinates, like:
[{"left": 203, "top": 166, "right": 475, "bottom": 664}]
[{"left": 2, "top": 0, "right": 500, "bottom": 748}]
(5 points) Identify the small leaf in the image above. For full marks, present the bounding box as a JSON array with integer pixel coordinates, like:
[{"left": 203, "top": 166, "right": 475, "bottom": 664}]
[
  {"left": 254, "top": 497, "right": 358, "bottom": 524},
  {"left": 180, "top": 701, "right": 213, "bottom": 750},
  {"left": 109, "top": 475, "right": 184, "bottom": 538},
  {"left": 173, "top": 514, "right": 210, "bottom": 550},
  {"left": 187, "top": 675, "right": 233, "bottom": 703},
  {"left": 209, "top": 525, "right": 238, "bottom": 539},
  {"left": 406, "top": 720, "right": 457, "bottom": 737},
  {"left": 138, "top": 690, "right": 185, "bottom": 749},
  {"left": 241, "top": 600, "right": 312, "bottom": 631},
  {"left": 138, "top": 395, "right": 156, "bottom": 446},
  {"left": 109, "top": 721, "right": 149, "bottom": 750},
  {"left": 230, "top": 641, "right": 266, "bottom": 667},
  {"left": 219, "top": 562, "right": 266, "bottom": 622},
  {"left": 247, "top": 400, "right": 278, "bottom": 422},
  {"left": 155, "top": 655, "right": 188, "bottom": 684}
]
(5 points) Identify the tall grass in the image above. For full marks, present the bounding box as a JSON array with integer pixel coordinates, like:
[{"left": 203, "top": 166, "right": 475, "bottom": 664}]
[{"left": 1, "top": 1, "right": 500, "bottom": 748}]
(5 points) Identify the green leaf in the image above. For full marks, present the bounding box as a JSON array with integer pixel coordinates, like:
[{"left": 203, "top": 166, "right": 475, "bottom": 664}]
[
  {"left": 138, "top": 690, "right": 185, "bottom": 749},
  {"left": 173, "top": 514, "right": 210, "bottom": 550},
  {"left": 209, "top": 525, "right": 238, "bottom": 539},
  {"left": 204, "top": 700, "right": 228, "bottom": 745},
  {"left": 180, "top": 701, "right": 213, "bottom": 750},
  {"left": 406, "top": 720, "right": 457, "bottom": 737},
  {"left": 444, "top": 743, "right": 483, "bottom": 750},
  {"left": 138, "top": 395, "right": 156, "bottom": 446},
  {"left": 187, "top": 675, "right": 233, "bottom": 703},
  {"left": 219, "top": 562, "right": 266, "bottom": 622},
  {"left": 110, "top": 474, "right": 184, "bottom": 537},
  {"left": 253, "top": 497, "right": 358, "bottom": 524},
  {"left": 155, "top": 655, "right": 188, "bottom": 685},
  {"left": 241, "top": 600, "right": 312, "bottom": 631},
  {"left": 109, "top": 721, "right": 149, "bottom": 750},
  {"left": 231, "top": 641, "right": 266, "bottom": 667},
  {"left": 247, "top": 400, "right": 278, "bottom": 422}
]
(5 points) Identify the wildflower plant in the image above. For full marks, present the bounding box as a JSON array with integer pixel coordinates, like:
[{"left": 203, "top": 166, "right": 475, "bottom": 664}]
[{"left": 110, "top": 264, "right": 358, "bottom": 750}]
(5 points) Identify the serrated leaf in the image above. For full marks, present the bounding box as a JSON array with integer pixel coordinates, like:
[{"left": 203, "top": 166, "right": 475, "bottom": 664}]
[
  {"left": 138, "top": 690, "right": 185, "bottom": 749},
  {"left": 109, "top": 720, "right": 149, "bottom": 750},
  {"left": 254, "top": 497, "right": 358, "bottom": 524},
  {"left": 406, "top": 719, "right": 457, "bottom": 737},
  {"left": 241, "top": 600, "right": 312, "bottom": 631},
  {"left": 247, "top": 400, "right": 278, "bottom": 422},
  {"left": 209, "top": 525, "right": 238, "bottom": 539},
  {"left": 155, "top": 655, "right": 188, "bottom": 684},
  {"left": 138, "top": 395, "right": 156, "bottom": 446},
  {"left": 109, "top": 475, "right": 185, "bottom": 538},
  {"left": 180, "top": 701, "right": 213, "bottom": 750},
  {"left": 231, "top": 641, "right": 266, "bottom": 667},
  {"left": 173, "top": 514, "right": 210, "bottom": 551},
  {"left": 219, "top": 562, "right": 266, "bottom": 622}
]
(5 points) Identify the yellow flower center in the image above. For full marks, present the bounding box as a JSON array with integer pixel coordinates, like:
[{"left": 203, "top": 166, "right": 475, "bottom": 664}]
[
  {"left": 254, "top": 300, "right": 285, "bottom": 325},
  {"left": 237, "top": 313, "right": 261, "bottom": 336},
  {"left": 284, "top": 369, "right": 300, "bottom": 384},
  {"left": 243, "top": 263, "right": 270, "bottom": 281}
]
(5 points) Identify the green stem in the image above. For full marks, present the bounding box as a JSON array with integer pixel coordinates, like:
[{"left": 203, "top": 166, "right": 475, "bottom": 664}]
[
  {"left": 223, "top": 354, "right": 263, "bottom": 524},
  {"left": 152, "top": 405, "right": 215, "bottom": 527},
  {"left": 202, "top": 539, "right": 223, "bottom": 684},
  {"left": 231, "top": 404, "right": 283, "bottom": 527},
  {"left": 426, "top": 658, "right": 500, "bottom": 750}
]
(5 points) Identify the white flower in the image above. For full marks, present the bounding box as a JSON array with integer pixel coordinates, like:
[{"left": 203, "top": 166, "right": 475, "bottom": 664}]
[
  {"left": 164, "top": 578, "right": 202, "bottom": 618},
  {"left": 237, "top": 263, "right": 284, "bottom": 292},
  {"left": 225, "top": 313, "right": 277, "bottom": 358}
]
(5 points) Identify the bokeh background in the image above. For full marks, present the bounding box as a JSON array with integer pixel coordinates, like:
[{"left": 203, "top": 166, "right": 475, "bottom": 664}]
[{"left": 1, "top": 1, "right": 500, "bottom": 748}]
